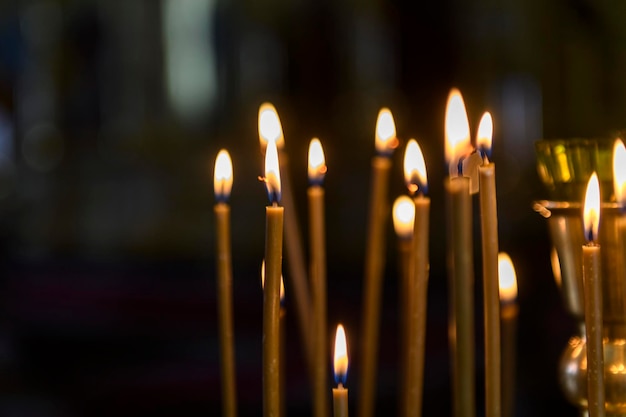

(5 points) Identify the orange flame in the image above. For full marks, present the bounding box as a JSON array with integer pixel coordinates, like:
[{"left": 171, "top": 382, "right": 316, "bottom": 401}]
[
  {"left": 444, "top": 88, "right": 471, "bottom": 171},
  {"left": 375, "top": 108, "right": 397, "bottom": 155},
  {"left": 476, "top": 112, "right": 493, "bottom": 159},
  {"left": 403, "top": 139, "right": 428, "bottom": 194},
  {"left": 264, "top": 138, "right": 281, "bottom": 203},
  {"left": 583, "top": 172, "right": 601, "bottom": 243},
  {"left": 498, "top": 252, "right": 518, "bottom": 302},
  {"left": 613, "top": 139, "right": 626, "bottom": 206},
  {"left": 334, "top": 324, "right": 348, "bottom": 385},
  {"left": 308, "top": 138, "right": 327, "bottom": 184},
  {"left": 392, "top": 195, "right": 415, "bottom": 239},
  {"left": 213, "top": 150, "right": 233, "bottom": 201}
]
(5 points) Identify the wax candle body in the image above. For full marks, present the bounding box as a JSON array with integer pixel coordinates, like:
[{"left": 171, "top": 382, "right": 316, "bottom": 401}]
[
  {"left": 215, "top": 203, "right": 237, "bottom": 417},
  {"left": 446, "top": 176, "right": 475, "bottom": 417},
  {"left": 309, "top": 185, "right": 328, "bottom": 417},
  {"left": 403, "top": 196, "right": 430, "bottom": 417},
  {"left": 280, "top": 155, "right": 314, "bottom": 375},
  {"left": 333, "top": 384, "right": 349, "bottom": 417},
  {"left": 398, "top": 237, "right": 412, "bottom": 412},
  {"left": 359, "top": 155, "right": 392, "bottom": 417},
  {"left": 478, "top": 163, "right": 501, "bottom": 417},
  {"left": 500, "top": 302, "right": 518, "bottom": 417},
  {"left": 264, "top": 205, "right": 284, "bottom": 417},
  {"left": 583, "top": 243, "right": 605, "bottom": 417},
  {"left": 279, "top": 307, "right": 286, "bottom": 417}
]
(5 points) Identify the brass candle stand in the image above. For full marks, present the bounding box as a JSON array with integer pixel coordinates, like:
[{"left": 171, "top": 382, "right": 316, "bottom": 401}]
[{"left": 535, "top": 138, "right": 626, "bottom": 416}]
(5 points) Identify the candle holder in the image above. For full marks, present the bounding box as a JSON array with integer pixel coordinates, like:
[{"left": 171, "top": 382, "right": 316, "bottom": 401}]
[{"left": 535, "top": 138, "right": 626, "bottom": 416}]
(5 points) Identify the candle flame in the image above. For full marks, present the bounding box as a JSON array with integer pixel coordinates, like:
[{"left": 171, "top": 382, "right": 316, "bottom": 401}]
[
  {"left": 583, "top": 172, "right": 601, "bottom": 243},
  {"left": 334, "top": 324, "right": 348, "bottom": 385},
  {"left": 613, "top": 139, "right": 626, "bottom": 206},
  {"left": 476, "top": 112, "right": 493, "bottom": 159},
  {"left": 258, "top": 102, "right": 285, "bottom": 151},
  {"left": 308, "top": 138, "right": 327, "bottom": 184},
  {"left": 444, "top": 88, "right": 471, "bottom": 174},
  {"left": 261, "top": 260, "right": 285, "bottom": 302},
  {"left": 392, "top": 195, "right": 415, "bottom": 239},
  {"left": 264, "top": 138, "right": 281, "bottom": 203},
  {"left": 498, "top": 252, "right": 518, "bottom": 302},
  {"left": 375, "top": 108, "right": 397, "bottom": 155},
  {"left": 214, "top": 150, "right": 233, "bottom": 201},
  {"left": 403, "top": 139, "right": 428, "bottom": 195}
]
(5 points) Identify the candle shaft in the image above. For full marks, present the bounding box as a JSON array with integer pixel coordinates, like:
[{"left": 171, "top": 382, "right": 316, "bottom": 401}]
[
  {"left": 333, "top": 385, "right": 349, "bottom": 417},
  {"left": 280, "top": 156, "right": 315, "bottom": 375},
  {"left": 215, "top": 203, "right": 237, "bottom": 417},
  {"left": 403, "top": 196, "right": 430, "bottom": 417},
  {"left": 398, "top": 237, "right": 412, "bottom": 414},
  {"left": 280, "top": 307, "right": 286, "bottom": 417},
  {"left": 359, "top": 156, "right": 392, "bottom": 417},
  {"left": 583, "top": 243, "right": 605, "bottom": 417},
  {"left": 264, "top": 205, "right": 284, "bottom": 417},
  {"left": 500, "top": 303, "right": 518, "bottom": 417},
  {"left": 478, "top": 163, "right": 501, "bottom": 417},
  {"left": 446, "top": 176, "right": 475, "bottom": 417},
  {"left": 309, "top": 185, "right": 329, "bottom": 417}
]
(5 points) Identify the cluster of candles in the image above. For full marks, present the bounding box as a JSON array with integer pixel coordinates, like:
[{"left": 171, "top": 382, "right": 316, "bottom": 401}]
[{"left": 213, "top": 89, "right": 522, "bottom": 417}]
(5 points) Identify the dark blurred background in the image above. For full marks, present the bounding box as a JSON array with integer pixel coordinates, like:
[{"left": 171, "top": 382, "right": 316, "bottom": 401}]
[{"left": 0, "top": 0, "right": 624, "bottom": 416}]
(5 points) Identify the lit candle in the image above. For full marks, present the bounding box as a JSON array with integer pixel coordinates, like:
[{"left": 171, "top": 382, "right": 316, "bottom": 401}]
[
  {"left": 498, "top": 253, "right": 518, "bottom": 417},
  {"left": 359, "top": 108, "right": 397, "bottom": 417},
  {"left": 261, "top": 262, "right": 287, "bottom": 417},
  {"left": 582, "top": 172, "right": 605, "bottom": 417},
  {"left": 477, "top": 112, "right": 501, "bottom": 417},
  {"left": 308, "top": 138, "right": 329, "bottom": 417},
  {"left": 613, "top": 139, "right": 626, "bottom": 310},
  {"left": 333, "top": 324, "right": 349, "bottom": 417},
  {"left": 402, "top": 139, "right": 430, "bottom": 417},
  {"left": 259, "top": 103, "right": 313, "bottom": 375},
  {"left": 392, "top": 194, "right": 415, "bottom": 411},
  {"left": 444, "top": 88, "right": 475, "bottom": 417},
  {"left": 214, "top": 150, "right": 237, "bottom": 417},
  {"left": 263, "top": 138, "right": 284, "bottom": 417}
]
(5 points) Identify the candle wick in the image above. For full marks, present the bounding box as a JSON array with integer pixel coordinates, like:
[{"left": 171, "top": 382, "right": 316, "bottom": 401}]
[{"left": 457, "top": 156, "right": 465, "bottom": 177}]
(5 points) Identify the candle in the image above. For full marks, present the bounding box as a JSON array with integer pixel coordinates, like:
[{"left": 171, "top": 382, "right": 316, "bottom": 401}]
[
  {"left": 359, "top": 108, "right": 397, "bottom": 417},
  {"left": 392, "top": 194, "right": 415, "bottom": 411},
  {"left": 498, "top": 253, "right": 518, "bottom": 417},
  {"left": 308, "top": 138, "right": 329, "bottom": 417},
  {"left": 402, "top": 139, "right": 430, "bottom": 417},
  {"left": 333, "top": 324, "right": 349, "bottom": 417},
  {"left": 444, "top": 89, "right": 475, "bottom": 417},
  {"left": 582, "top": 172, "right": 605, "bottom": 417},
  {"left": 214, "top": 150, "right": 237, "bottom": 417},
  {"left": 259, "top": 103, "right": 314, "bottom": 375},
  {"left": 261, "top": 262, "right": 287, "bottom": 417},
  {"left": 263, "top": 138, "right": 284, "bottom": 417},
  {"left": 613, "top": 139, "right": 626, "bottom": 327},
  {"left": 477, "top": 112, "right": 501, "bottom": 417}
]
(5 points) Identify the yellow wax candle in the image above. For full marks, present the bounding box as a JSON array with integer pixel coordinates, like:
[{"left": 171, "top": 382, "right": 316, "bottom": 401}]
[
  {"left": 263, "top": 139, "right": 284, "bottom": 417},
  {"left": 498, "top": 253, "right": 518, "bottom": 417},
  {"left": 582, "top": 172, "right": 605, "bottom": 417},
  {"left": 359, "top": 108, "right": 397, "bottom": 417},
  {"left": 392, "top": 194, "right": 415, "bottom": 411},
  {"left": 259, "top": 103, "right": 314, "bottom": 375},
  {"left": 214, "top": 150, "right": 237, "bottom": 417},
  {"left": 613, "top": 139, "right": 626, "bottom": 337},
  {"left": 402, "top": 139, "right": 430, "bottom": 417},
  {"left": 308, "top": 138, "right": 329, "bottom": 417},
  {"left": 333, "top": 324, "right": 349, "bottom": 417},
  {"left": 477, "top": 113, "right": 501, "bottom": 417},
  {"left": 444, "top": 89, "right": 475, "bottom": 417}
]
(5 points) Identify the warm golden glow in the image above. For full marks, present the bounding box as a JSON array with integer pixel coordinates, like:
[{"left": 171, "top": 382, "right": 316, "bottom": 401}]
[
  {"left": 403, "top": 139, "right": 428, "bottom": 194},
  {"left": 551, "top": 247, "right": 562, "bottom": 289},
  {"left": 258, "top": 102, "right": 284, "bottom": 150},
  {"left": 308, "top": 138, "right": 327, "bottom": 183},
  {"left": 476, "top": 112, "right": 493, "bottom": 156},
  {"left": 334, "top": 324, "right": 349, "bottom": 384},
  {"left": 498, "top": 252, "right": 518, "bottom": 302},
  {"left": 375, "top": 108, "right": 397, "bottom": 155},
  {"left": 392, "top": 195, "right": 415, "bottom": 239},
  {"left": 583, "top": 172, "right": 601, "bottom": 243},
  {"left": 214, "top": 149, "right": 233, "bottom": 200},
  {"left": 261, "top": 260, "right": 285, "bottom": 301},
  {"left": 613, "top": 139, "right": 626, "bottom": 206},
  {"left": 264, "top": 138, "right": 282, "bottom": 203},
  {"left": 444, "top": 88, "right": 471, "bottom": 167}
]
